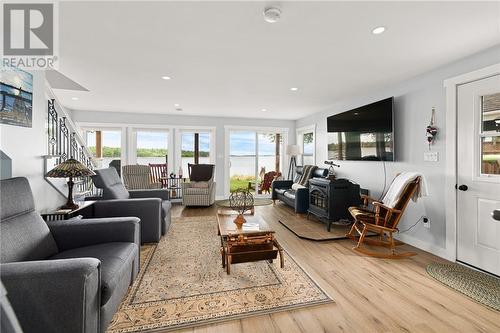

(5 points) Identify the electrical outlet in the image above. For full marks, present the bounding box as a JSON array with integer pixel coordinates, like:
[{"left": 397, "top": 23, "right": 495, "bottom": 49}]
[
  {"left": 422, "top": 216, "right": 430, "bottom": 229},
  {"left": 424, "top": 151, "right": 439, "bottom": 162}
]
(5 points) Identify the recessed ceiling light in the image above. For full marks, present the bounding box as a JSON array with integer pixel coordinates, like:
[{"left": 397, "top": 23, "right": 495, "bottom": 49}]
[
  {"left": 161, "top": 76, "right": 171, "bottom": 80},
  {"left": 71, "top": 97, "right": 79, "bottom": 100},
  {"left": 174, "top": 103, "right": 180, "bottom": 107},
  {"left": 290, "top": 87, "right": 299, "bottom": 91},
  {"left": 372, "top": 26, "right": 386, "bottom": 35},
  {"left": 261, "top": 108, "right": 267, "bottom": 112}
]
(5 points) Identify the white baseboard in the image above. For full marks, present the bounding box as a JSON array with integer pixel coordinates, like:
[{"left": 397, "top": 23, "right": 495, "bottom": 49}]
[{"left": 394, "top": 233, "right": 455, "bottom": 261}]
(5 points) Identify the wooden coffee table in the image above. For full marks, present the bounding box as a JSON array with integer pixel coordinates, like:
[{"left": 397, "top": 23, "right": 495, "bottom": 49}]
[{"left": 217, "top": 214, "right": 284, "bottom": 274}]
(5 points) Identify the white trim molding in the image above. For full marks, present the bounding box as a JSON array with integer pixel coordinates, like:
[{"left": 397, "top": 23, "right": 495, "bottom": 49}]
[{"left": 443, "top": 62, "right": 500, "bottom": 261}]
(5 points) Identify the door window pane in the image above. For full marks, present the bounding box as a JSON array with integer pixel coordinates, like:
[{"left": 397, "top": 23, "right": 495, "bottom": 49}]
[
  {"left": 481, "top": 92, "right": 500, "bottom": 132},
  {"left": 481, "top": 136, "right": 500, "bottom": 175},
  {"left": 256, "top": 133, "right": 282, "bottom": 193},
  {"left": 181, "top": 132, "right": 211, "bottom": 176},
  {"left": 136, "top": 131, "right": 168, "bottom": 165},
  {"left": 86, "top": 130, "right": 121, "bottom": 169},
  {"left": 230, "top": 131, "right": 256, "bottom": 193}
]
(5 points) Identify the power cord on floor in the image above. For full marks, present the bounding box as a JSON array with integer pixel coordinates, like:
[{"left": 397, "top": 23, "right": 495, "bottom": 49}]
[{"left": 399, "top": 216, "right": 424, "bottom": 233}]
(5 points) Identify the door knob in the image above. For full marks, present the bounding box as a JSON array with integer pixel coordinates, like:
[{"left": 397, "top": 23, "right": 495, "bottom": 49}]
[
  {"left": 493, "top": 210, "right": 500, "bottom": 221},
  {"left": 457, "top": 184, "right": 468, "bottom": 191}
]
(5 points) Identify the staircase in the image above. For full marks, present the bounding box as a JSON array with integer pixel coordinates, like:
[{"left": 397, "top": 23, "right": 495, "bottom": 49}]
[{"left": 44, "top": 83, "right": 96, "bottom": 197}]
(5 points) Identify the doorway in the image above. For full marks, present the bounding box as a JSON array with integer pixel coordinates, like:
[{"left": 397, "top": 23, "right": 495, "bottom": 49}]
[
  {"left": 227, "top": 129, "right": 284, "bottom": 196},
  {"left": 456, "top": 74, "right": 500, "bottom": 275}
]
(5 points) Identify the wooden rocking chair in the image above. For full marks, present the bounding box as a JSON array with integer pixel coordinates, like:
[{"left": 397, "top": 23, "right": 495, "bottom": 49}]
[
  {"left": 346, "top": 175, "right": 421, "bottom": 259},
  {"left": 149, "top": 163, "right": 168, "bottom": 188}
]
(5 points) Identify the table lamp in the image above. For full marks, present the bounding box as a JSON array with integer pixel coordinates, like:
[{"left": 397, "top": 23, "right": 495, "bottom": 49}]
[{"left": 46, "top": 158, "right": 96, "bottom": 210}]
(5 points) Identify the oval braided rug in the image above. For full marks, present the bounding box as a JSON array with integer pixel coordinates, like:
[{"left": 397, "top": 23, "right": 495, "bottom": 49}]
[{"left": 426, "top": 263, "right": 500, "bottom": 311}]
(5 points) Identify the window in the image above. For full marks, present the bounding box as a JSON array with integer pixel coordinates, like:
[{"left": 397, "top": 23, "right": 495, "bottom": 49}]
[
  {"left": 302, "top": 132, "right": 314, "bottom": 165},
  {"left": 180, "top": 131, "right": 211, "bottom": 175},
  {"left": 135, "top": 130, "right": 168, "bottom": 165},
  {"left": 480, "top": 92, "right": 500, "bottom": 175},
  {"left": 228, "top": 130, "right": 284, "bottom": 194},
  {"left": 85, "top": 129, "right": 122, "bottom": 169},
  {"left": 297, "top": 126, "right": 315, "bottom": 166}
]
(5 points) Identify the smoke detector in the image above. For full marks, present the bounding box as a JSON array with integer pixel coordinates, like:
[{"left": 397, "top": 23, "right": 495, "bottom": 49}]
[{"left": 263, "top": 7, "right": 281, "bottom": 23}]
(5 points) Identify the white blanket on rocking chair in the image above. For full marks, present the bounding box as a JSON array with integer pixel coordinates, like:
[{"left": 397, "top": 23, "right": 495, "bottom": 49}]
[{"left": 381, "top": 172, "right": 428, "bottom": 208}]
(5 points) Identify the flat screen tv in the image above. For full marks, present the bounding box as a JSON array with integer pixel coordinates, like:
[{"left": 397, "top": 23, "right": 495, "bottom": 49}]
[{"left": 327, "top": 97, "right": 394, "bottom": 161}]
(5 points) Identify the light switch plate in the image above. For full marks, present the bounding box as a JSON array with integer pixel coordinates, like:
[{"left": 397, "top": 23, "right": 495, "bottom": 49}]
[{"left": 424, "top": 151, "right": 439, "bottom": 162}]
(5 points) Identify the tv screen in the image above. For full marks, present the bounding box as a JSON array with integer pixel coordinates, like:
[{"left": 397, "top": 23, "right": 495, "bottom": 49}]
[{"left": 327, "top": 97, "right": 394, "bottom": 161}]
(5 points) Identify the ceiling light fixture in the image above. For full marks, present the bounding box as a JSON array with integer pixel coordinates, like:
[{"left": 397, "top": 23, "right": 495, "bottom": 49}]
[
  {"left": 71, "top": 97, "right": 79, "bottom": 100},
  {"left": 261, "top": 108, "right": 267, "bottom": 112},
  {"left": 290, "top": 87, "right": 299, "bottom": 91},
  {"left": 161, "top": 76, "right": 171, "bottom": 80},
  {"left": 174, "top": 103, "right": 180, "bottom": 107},
  {"left": 263, "top": 7, "right": 281, "bottom": 23},
  {"left": 372, "top": 26, "right": 386, "bottom": 35}
]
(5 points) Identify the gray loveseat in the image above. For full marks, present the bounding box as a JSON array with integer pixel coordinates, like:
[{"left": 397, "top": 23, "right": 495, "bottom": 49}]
[
  {"left": 0, "top": 177, "right": 140, "bottom": 333},
  {"left": 90, "top": 168, "right": 172, "bottom": 243}
]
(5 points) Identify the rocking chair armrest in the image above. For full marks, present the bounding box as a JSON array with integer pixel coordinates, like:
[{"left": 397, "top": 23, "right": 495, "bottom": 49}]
[
  {"left": 361, "top": 194, "right": 377, "bottom": 206},
  {"left": 372, "top": 201, "right": 394, "bottom": 212}
]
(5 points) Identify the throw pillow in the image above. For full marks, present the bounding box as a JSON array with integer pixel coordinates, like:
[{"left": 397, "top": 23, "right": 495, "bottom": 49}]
[
  {"left": 297, "top": 165, "right": 317, "bottom": 186},
  {"left": 192, "top": 181, "right": 209, "bottom": 188}
]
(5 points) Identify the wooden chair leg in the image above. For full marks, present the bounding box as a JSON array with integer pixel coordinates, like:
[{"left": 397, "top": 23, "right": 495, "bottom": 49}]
[
  {"left": 346, "top": 220, "right": 358, "bottom": 238},
  {"left": 354, "top": 224, "right": 368, "bottom": 249},
  {"left": 389, "top": 232, "right": 396, "bottom": 255},
  {"left": 221, "top": 247, "right": 225, "bottom": 268}
]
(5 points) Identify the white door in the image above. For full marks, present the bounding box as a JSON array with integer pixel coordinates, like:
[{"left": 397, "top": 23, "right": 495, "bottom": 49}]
[{"left": 457, "top": 74, "right": 500, "bottom": 276}]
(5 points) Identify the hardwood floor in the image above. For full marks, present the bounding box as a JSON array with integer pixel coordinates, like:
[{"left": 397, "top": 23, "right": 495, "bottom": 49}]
[{"left": 165, "top": 203, "right": 500, "bottom": 333}]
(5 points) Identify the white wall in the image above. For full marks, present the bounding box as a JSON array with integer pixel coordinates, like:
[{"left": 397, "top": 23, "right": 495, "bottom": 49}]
[
  {"left": 0, "top": 71, "right": 65, "bottom": 211},
  {"left": 296, "top": 45, "right": 500, "bottom": 256},
  {"left": 70, "top": 110, "right": 296, "bottom": 197}
]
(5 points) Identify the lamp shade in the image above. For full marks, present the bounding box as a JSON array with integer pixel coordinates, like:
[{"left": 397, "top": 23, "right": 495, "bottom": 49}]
[
  {"left": 286, "top": 144, "right": 302, "bottom": 156},
  {"left": 46, "top": 158, "right": 95, "bottom": 178}
]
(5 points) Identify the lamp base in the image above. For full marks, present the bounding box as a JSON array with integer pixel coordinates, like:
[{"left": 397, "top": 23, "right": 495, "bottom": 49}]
[
  {"left": 60, "top": 202, "right": 79, "bottom": 211},
  {"left": 60, "top": 177, "right": 79, "bottom": 211}
]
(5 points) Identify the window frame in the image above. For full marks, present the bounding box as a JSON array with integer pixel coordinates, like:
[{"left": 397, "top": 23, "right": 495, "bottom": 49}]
[
  {"left": 131, "top": 128, "right": 172, "bottom": 167},
  {"left": 296, "top": 124, "right": 316, "bottom": 166}
]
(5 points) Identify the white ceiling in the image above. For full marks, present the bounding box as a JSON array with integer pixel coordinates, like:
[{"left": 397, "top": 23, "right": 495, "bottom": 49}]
[{"left": 55, "top": 1, "right": 500, "bottom": 120}]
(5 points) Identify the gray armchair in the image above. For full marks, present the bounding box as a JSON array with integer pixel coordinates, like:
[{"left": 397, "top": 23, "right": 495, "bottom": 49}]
[
  {"left": 182, "top": 164, "right": 216, "bottom": 206},
  {"left": 90, "top": 168, "right": 172, "bottom": 242},
  {"left": 0, "top": 177, "right": 140, "bottom": 333}
]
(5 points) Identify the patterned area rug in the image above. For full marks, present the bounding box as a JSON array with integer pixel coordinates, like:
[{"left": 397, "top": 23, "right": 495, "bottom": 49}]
[
  {"left": 427, "top": 262, "right": 500, "bottom": 311},
  {"left": 107, "top": 216, "right": 332, "bottom": 332}
]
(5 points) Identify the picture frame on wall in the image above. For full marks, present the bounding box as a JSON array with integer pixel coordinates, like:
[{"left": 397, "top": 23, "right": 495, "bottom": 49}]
[{"left": 0, "top": 67, "right": 33, "bottom": 128}]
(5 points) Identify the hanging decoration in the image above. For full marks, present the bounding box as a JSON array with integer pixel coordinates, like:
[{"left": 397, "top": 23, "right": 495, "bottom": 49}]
[{"left": 426, "top": 107, "right": 438, "bottom": 149}]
